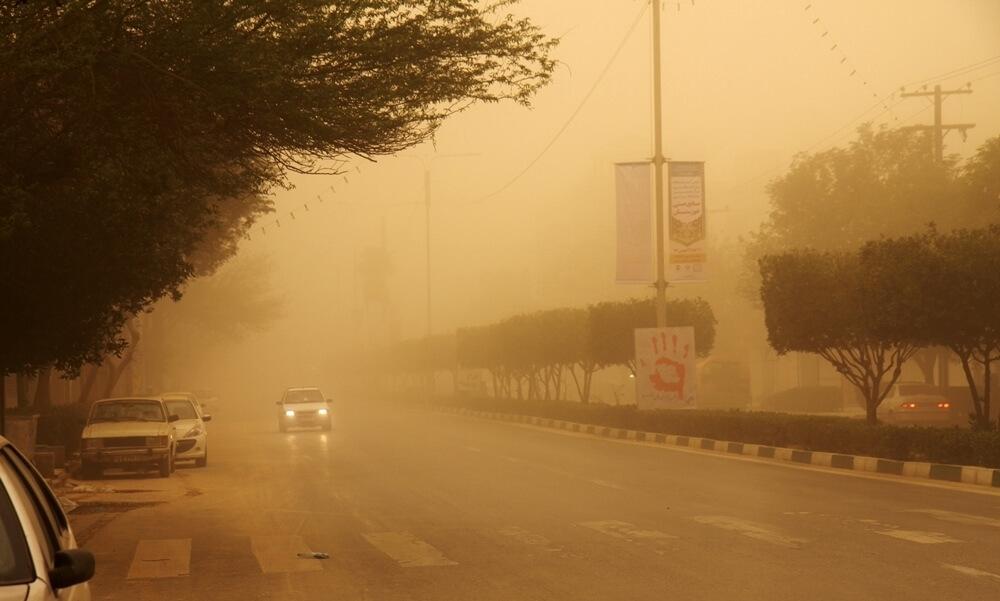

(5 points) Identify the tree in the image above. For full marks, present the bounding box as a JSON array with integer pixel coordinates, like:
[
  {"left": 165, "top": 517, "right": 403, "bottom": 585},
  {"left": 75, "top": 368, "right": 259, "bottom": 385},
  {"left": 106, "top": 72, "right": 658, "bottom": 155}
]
[
  {"left": 760, "top": 250, "right": 921, "bottom": 424},
  {"left": 895, "top": 227, "right": 1000, "bottom": 430},
  {"left": 0, "top": 1, "right": 556, "bottom": 376},
  {"left": 589, "top": 298, "right": 716, "bottom": 374},
  {"left": 741, "top": 126, "right": 956, "bottom": 302}
]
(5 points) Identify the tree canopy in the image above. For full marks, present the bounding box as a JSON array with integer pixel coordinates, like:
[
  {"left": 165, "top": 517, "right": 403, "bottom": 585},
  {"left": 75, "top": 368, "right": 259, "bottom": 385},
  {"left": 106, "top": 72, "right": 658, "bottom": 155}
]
[{"left": 0, "top": 0, "right": 556, "bottom": 375}]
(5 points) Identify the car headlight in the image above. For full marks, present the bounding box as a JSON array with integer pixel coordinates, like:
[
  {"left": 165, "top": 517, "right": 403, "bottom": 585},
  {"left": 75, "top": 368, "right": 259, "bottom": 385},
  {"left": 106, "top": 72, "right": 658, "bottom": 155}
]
[
  {"left": 285, "top": 410, "right": 295, "bottom": 417},
  {"left": 145, "top": 436, "right": 168, "bottom": 447},
  {"left": 183, "top": 425, "right": 204, "bottom": 438},
  {"left": 82, "top": 438, "right": 103, "bottom": 450},
  {"left": 318, "top": 408, "right": 328, "bottom": 416}
]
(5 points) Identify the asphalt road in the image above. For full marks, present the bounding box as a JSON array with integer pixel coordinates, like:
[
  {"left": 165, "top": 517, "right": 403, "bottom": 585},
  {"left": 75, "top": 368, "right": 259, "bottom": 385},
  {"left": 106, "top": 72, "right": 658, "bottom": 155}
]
[{"left": 76, "top": 400, "right": 1000, "bottom": 601}]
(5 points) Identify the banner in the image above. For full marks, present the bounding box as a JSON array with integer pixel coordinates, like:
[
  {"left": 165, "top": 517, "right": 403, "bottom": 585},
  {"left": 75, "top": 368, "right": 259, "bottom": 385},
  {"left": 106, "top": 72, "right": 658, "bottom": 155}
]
[
  {"left": 634, "top": 327, "right": 697, "bottom": 409},
  {"left": 614, "top": 162, "right": 654, "bottom": 283},
  {"left": 667, "top": 161, "right": 706, "bottom": 282}
]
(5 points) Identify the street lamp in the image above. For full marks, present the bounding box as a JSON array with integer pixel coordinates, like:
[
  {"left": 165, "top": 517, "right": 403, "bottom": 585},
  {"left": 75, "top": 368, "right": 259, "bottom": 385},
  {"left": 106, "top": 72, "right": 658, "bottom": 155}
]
[{"left": 402, "top": 152, "right": 479, "bottom": 338}]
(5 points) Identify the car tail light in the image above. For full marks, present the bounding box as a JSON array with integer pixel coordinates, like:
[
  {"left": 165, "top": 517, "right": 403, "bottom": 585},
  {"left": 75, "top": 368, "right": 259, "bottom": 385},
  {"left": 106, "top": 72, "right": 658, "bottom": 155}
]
[
  {"left": 901, "top": 402, "right": 918, "bottom": 409},
  {"left": 937, "top": 402, "right": 951, "bottom": 409}
]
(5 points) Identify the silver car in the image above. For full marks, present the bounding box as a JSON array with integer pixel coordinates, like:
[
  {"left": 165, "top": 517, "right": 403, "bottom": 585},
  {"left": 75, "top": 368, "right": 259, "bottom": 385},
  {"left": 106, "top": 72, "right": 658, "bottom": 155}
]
[{"left": 0, "top": 436, "right": 94, "bottom": 600}]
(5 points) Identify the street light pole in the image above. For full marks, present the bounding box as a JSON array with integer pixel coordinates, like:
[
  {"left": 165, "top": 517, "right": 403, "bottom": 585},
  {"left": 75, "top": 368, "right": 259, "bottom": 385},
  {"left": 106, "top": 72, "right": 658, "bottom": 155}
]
[
  {"left": 651, "top": 0, "right": 668, "bottom": 327},
  {"left": 424, "top": 167, "right": 432, "bottom": 339}
]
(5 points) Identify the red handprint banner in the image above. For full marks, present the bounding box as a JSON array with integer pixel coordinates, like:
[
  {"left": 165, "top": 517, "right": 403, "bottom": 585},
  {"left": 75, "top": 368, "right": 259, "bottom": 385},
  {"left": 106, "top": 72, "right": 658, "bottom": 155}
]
[{"left": 634, "top": 327, "right": 698, "bottom": 409}]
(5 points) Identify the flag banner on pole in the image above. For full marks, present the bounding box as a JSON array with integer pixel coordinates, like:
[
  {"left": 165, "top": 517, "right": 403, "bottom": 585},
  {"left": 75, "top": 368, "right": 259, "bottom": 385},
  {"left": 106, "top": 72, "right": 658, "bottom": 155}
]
[
  {"left": 614, "top": 162, "right": 654, "bottom": 284},
  {"left": 634, "top": 327, "right": 697, "bottom": 409},
  {"left": 667, "top": 161, "right": 707, "bottom": 282}
]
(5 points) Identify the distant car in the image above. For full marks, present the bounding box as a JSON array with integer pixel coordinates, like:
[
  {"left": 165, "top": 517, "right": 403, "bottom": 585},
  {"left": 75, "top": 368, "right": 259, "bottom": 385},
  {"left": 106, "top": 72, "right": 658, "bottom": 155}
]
[
  {"left": 162, "top": 394, "right": 212, "bottom": 468},
  {"left": 878, "top": 382, "right": 964, "bottom": 426},
  {"left": 277, "top": 387, "right": 332, "bottom": 432},
  {"left": 0, "top": 436, "right": 94, "bottom": 600},
  {"left": 80, "top": 397, "right": 179, "bottom": 479}
]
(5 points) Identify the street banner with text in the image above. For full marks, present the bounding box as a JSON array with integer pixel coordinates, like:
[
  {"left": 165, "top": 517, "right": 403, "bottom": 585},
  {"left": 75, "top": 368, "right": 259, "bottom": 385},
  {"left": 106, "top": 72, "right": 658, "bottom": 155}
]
[
  {"left": 667, "top": 161, "right": 706, "bottom": 282},
  {"left": 634, "top": 326, "right": 697, "bottom": 409},
  {"left": 614, "top": 162, "right": 654, "bottom": 284}
]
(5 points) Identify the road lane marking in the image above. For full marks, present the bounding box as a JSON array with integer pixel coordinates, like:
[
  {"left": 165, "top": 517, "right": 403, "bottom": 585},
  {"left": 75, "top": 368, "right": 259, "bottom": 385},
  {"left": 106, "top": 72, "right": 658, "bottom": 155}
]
[
  {"left": 499, "top": 526, "right": 559, "bottom": 551},
  {"left": 692, "top": 516, "right": 805, "bottom": 549},
  {"left": 578, "top": 520, "right": 675, "bottom": 543},
  {"left": 875, "top": 529, "right": 961, "bottom": 544},
  {"left": 126, "top": 539, "right": 191, "bottom": 579},
  {"left": 250, "top": 535, "right": 325, "bottom": 573},
  {"left": 942, "top": 563, "right": 1000, "bottom": 582},
  {"left": 908, "top": 509, "right": 1000, "bottom": 529},
  {"left": 363, "top": 532, "right": 457, "bottom": 567}
]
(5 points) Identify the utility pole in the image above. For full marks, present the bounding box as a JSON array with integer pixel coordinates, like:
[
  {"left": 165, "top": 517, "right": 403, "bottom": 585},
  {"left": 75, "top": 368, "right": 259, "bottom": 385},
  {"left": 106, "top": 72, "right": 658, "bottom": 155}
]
[
  {"left": 899, "top": 83, "right": 974, "bottom": 391},
  {"left": 651, "top": 0, "right": 668, "bottom": 327},
  {"left": 900, "top": 84, "right": 974, "bottom": 162}
]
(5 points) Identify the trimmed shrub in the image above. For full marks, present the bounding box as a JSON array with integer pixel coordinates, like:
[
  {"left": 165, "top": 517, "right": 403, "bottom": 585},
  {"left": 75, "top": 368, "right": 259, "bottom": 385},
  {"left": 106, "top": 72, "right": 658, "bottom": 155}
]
[{"left": 442, "top": 396, "right": 1000, "bottom": 468}]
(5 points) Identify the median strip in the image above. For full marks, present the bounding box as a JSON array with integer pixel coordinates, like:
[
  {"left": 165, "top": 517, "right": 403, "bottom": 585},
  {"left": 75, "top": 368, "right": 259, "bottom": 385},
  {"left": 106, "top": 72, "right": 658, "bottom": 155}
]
[{"left": 443, "top": 406, "right": 1000, "bottom": 490}]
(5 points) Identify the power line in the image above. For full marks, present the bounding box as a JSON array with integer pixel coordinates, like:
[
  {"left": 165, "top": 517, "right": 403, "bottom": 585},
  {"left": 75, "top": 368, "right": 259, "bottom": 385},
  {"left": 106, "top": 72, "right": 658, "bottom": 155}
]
[
  {"left": 902, "top": 54, "right": 1000, "bottom": 89},
  {"left": 469, "top": 2, "right": 650, "bottom": 204}
]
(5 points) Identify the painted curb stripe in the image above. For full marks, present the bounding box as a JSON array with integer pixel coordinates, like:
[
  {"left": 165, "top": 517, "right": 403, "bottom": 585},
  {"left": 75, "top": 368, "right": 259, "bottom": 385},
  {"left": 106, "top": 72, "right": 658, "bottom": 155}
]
[
  {"left": 929, "top": 464, "right": 963, "bottom": 483},
  {"left": 876, "top": 459, "right": 904, "bottom": 475},
  {"left": 791, "top": 450, "right": 812, "bottom": 464},
  {"left": 451, "top": 408, "right": 1000, "bottom": 489}
]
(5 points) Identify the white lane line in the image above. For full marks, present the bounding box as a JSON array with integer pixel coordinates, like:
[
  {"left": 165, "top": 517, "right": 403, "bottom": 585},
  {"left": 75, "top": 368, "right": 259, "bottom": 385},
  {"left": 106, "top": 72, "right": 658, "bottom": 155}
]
[
  {"left": 363, "top": 532, "right": 457, "bottom": 567},
  {"left": 250, "top": 535, "right": 325, "bottom": 573},
  {"left": 499, "top": 526, "right": 559, "bottom": 550},
  {"left": 126, "top": 539, "right": 191, "bottom": 579},
  {"left": 588, "top": 478, "right": 625, "bottom": 491},
  {"left": 942, "top": 563, "right": 1000, "bottom": 582},
  {"left": 578, "top": 520, "right": 675, "bottom": 542},
  {"left": 692, "top": 516, "right": 805, "bottom": 549},
  {"left": 876, "top": 529, "right": 961, "bottom": 544},
  {"left": 908, "top": 509, "right": 1000, "bottom": 529}
]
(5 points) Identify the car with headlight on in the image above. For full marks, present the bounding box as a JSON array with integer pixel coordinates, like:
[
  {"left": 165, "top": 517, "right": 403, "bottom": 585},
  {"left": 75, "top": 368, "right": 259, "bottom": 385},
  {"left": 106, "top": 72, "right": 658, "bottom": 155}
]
[
  {"left": 163, "top": 394, "right": 212, "bottom": 467},
  {"left": 277, "top": 387, "right": 332, "bottom": 432},
  {"left": 0, "top": 435, "right": 94, "bottom": 600},
  {"left": 80, "top": 397, "right": 178, "bottom": 479}
]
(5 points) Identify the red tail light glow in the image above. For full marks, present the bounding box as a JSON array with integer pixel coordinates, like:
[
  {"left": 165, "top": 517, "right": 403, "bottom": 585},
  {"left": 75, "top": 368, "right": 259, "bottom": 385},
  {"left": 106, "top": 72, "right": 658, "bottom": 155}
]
[
  {"left": 937, "top": 402, "right": 951, "bottom": 409},
  {"left": 901, "top": 402, "right": 918, "bottom": 409}
]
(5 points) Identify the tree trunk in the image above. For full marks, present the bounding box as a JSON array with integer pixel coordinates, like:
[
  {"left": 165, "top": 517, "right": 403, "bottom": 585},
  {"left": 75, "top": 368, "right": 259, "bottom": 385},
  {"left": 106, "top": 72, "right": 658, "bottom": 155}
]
[
  {"left": 912, "top": 348, "right": 937, "bottom": 385},
  {"left": 983, "top": 354, "right": 993, "bottom": 431},
  {"left": 33, "top": 366, "right": 52, "bottom": 411},
  {"left": 102, "top": 319, "right": 142, "bottom": 398},
  {"left": 76, "top": 364, "right": 99, "bottom": 404},
  {"left": 957, "top": 352, "right": 985, "bottom": 427},
  {"left": 15, "top": 374, "right": 30, "bottom": 410}
]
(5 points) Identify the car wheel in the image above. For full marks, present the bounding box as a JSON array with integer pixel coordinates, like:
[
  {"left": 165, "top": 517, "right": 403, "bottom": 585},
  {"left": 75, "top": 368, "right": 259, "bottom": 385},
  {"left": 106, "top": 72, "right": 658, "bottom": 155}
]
[
  {"left": 158, "top": 455, "right": 172, "bottom": 478},
  {"left": 195, "top": 449, "right": 208, "bottom": 468}
]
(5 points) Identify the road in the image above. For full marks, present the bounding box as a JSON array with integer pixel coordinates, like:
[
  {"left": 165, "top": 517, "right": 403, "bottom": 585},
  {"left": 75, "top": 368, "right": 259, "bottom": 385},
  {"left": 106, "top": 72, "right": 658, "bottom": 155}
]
[{"left": 75, "top": 400, "right": 1000, "bottom": 601}]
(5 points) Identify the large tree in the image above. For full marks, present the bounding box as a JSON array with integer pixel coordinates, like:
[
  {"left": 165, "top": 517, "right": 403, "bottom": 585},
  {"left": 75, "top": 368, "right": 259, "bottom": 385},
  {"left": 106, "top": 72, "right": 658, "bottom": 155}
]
[
  {"left": 760, "top": 249, "right": 923, "bottom": 424},
  {"left": 0, "top": 0, "right": 556, "bottom": 376}
]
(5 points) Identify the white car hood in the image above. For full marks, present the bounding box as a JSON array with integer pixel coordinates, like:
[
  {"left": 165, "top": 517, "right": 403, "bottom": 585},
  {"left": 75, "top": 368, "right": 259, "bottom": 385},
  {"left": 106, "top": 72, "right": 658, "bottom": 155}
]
[
  {"left": 172, "top": 418, "right": 202, "bottom": 437},
  {"left": 284, "top": 401, "right": 328, "bottom": 411},
  {"left": 83, "top": 421, "right": 172, "bottom": 438}
]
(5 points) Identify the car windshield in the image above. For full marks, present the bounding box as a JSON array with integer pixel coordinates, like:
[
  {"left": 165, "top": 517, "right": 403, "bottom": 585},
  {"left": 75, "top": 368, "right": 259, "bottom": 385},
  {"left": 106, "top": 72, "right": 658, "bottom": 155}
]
[
  {"left": 284, "top": 389, "right": 323, "bottom": 403},
  {"left": 165, "top": 400, "right": 199, "bottom": 420},
  {"left": 90, "top": 400, "right": 165, "bottom": 423},
  {"left": 898, "top": 384, "right": 940, "bottom": 396}
]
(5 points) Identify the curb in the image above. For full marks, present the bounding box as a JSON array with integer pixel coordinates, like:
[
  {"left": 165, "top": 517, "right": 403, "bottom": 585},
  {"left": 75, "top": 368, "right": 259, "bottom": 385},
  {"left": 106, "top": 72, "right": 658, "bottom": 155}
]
[{"left": 441, "top": 406, "right": 1000, "bottom": 490}]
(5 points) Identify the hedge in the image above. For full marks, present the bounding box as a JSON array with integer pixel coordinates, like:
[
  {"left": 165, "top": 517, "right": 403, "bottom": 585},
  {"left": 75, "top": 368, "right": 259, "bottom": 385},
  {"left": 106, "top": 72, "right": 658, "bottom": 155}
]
[{"left": 441, "top": 396, "right": 1000, "bottom": 469}]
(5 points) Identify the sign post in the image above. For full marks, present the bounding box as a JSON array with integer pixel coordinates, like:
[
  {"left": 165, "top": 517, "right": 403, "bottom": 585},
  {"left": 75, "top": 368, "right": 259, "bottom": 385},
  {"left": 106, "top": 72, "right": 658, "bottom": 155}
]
[{"left": 634, "top": 326, "right": 697, "bottom": 410}]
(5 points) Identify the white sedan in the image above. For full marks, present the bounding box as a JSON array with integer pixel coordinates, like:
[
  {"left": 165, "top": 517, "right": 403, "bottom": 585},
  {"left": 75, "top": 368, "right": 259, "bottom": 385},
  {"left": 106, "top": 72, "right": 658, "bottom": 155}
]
[
  {"left": 0, "top": 436, "right": 94, "bottom": 600},
  {"left": 163, "top": 395, "right": 211, "bottom": 467}
]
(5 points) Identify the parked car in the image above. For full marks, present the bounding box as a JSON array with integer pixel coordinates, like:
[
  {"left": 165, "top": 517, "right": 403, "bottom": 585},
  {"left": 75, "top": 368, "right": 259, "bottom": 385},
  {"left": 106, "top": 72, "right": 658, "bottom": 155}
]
[
  {"left": 162, "top": 394, "right": 212, "bottom": 468},
  {"left": 878, "top": 382, "right": 967, "bottom": 426},
  {"left": 277, "top": 387, "right": 332, "bottom": 432},
  {"left": 79, "top": 397, "right": 178, "bottom": 479},
  {"left": 0, "top": 436, "right": 94, "bottom": 600}
]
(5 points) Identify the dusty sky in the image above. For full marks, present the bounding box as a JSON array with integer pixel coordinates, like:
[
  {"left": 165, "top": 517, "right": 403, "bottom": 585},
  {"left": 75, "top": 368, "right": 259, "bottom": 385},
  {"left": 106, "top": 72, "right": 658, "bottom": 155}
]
[{"left": 188, "top": 0, "right": 1000, "bottom": 395}]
